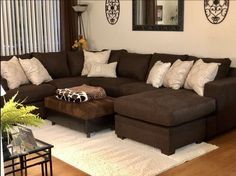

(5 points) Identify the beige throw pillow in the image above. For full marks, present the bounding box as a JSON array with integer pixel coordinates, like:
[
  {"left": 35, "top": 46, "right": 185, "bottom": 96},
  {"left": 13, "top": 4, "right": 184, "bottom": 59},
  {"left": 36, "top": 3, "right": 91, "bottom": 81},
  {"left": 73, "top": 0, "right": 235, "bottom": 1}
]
[
  {"left": 184, "top": 59, "right": 220, "bottom": 96},
  {"left": 147, "top": 61, "right": 171, "bottom": 88},
  {"left": 87, "top": 62, "right": 117, "bottom": 78},
  {"left": 19, "top": 57, "right": 52, "bottom": 85},
  {"left": 163, "top": 59, "right": 194, "bottom": 90},
  {"left": 1, "top": 56, "right": 29, "bottom": 89},
  {"left": 82, "top": 50, "right": 111, "bottom": 76}
]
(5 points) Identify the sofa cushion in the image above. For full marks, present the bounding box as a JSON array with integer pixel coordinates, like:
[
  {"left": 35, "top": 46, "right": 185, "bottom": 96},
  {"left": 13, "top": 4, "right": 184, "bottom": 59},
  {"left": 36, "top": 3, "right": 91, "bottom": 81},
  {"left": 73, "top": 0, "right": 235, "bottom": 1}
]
[
  {"left": 48, "top": 77, "right": 89, "bottom": 89},
  {"left": 32, "top": 52, "right": 70, "bottom": 78},
  {"left": 187, "top": 56, "right": 231, "bottom": 79},
  {"left": 108, "top": 49, "right": 127, "bottom": 63},
  {"left": 148, "top": 53, "right": 188, "bottom": 73},
  {"left": 3, "top": 84, "right": 56, "bottom": 104},
  {"left": 119, "top": 82, "right": 156, "bottom": 96},
  {"left": 88, "top": 77, "right": 137, "bottom": 97},
  {"left": 114, "top": 89, "right": 215, "bottom": 127},
  {"left": 117, "top": 52, "right": 151, "bottom": 81},
  {"left": 67, "top": 51, "right": 84, "bottom": 76}
]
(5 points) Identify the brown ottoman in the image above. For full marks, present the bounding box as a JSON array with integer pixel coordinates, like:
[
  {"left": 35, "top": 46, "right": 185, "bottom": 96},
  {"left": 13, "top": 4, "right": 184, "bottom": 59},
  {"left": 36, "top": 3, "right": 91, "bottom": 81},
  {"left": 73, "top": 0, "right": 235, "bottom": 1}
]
[{"left": 44, "top": 96, "right": 114, "bottom": 137}]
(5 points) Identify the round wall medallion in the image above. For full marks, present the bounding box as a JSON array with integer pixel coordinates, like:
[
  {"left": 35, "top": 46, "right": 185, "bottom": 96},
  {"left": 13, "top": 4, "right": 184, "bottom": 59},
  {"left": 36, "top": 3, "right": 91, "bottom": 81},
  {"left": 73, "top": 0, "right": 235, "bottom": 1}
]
[
  {"left": 105, "top": 0, "right": 120, "bottom": 25},
  {"left": 204, "top": 0, "right": 229, "bottom": 24}
]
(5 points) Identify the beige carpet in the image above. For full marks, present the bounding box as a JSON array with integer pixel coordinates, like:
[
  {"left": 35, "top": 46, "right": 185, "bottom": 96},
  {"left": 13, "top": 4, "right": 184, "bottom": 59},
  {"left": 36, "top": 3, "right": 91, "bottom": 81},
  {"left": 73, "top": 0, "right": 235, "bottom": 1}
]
[{"left": 32, "top": 121, "right": 218, "bottom": 176}]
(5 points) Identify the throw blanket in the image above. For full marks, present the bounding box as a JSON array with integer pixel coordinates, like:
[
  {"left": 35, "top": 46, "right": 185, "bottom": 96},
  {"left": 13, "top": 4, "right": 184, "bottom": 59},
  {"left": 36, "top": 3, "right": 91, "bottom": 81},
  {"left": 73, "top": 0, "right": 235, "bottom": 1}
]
[{"left": 56, "top": 84, "right": 106, "bottom": 103}]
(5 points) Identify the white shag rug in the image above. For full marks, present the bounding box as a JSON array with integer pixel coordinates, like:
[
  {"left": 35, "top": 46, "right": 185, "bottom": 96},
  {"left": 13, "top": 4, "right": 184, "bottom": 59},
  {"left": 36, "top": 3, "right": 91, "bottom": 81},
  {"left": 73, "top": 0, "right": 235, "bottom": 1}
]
[{"left": 31, "top": 121, "right": 218, "bottom": 176}]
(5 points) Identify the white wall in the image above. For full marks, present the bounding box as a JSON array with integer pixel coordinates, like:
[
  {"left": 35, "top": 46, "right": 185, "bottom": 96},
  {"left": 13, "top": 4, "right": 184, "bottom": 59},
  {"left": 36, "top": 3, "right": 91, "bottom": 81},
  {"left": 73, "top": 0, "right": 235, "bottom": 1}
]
[{"left": 81, "top": 0, "right": 236, "bottom": 67}]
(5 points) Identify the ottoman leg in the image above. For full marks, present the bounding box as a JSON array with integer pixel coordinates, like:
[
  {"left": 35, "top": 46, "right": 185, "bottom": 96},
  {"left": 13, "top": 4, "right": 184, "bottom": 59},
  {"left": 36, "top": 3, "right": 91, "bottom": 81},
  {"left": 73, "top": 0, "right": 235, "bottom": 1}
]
[
  {"left": 85, "top": 120, "right": 91, "bottom": 138},
  {"left": 160, "top": 147, "right": 175, "bottom": 155}
]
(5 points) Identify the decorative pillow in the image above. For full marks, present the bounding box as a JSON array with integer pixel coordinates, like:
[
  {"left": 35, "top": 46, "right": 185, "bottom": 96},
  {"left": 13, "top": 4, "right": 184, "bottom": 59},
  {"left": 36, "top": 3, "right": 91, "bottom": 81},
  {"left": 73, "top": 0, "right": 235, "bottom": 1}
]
[
  {"left": 88, "top": 62, "right": 117, "bottom": 78},
  {"left": 82, "top": 50, "right": 111, "bottom": 76},
  {"left": 184, "top": 59, "right": 220, "bottom": 96},
  {"left": 163, "top": 59, "right": 194, "bottom": 90},
  {"left": 19, "top": 57, "right": 52, "bottom": 85},
  {"left": 1, "top": 56, "right": 29, "bottom": 89},
  {"left": 146, "top": 61, "right": 171, "bottom": 88}
]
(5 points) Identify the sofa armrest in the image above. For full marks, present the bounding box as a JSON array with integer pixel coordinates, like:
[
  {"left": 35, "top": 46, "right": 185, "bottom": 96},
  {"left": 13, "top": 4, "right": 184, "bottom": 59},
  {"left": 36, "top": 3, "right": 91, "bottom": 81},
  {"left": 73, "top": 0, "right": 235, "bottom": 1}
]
[
  {"left": 204, "top": 77, "right": 236, "bottom": 134},
  {"left": 204, "top": 77, "right": 236, "bottom": 110},
  {"left": 1, "top": 76, "right": 9, "bottom": 91}
]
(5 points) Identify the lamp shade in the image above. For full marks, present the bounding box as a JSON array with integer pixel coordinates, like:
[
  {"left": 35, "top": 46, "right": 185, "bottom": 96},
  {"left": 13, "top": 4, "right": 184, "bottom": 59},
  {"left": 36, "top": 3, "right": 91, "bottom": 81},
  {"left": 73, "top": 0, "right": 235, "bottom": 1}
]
[
  {"left": 1, "top": 85, "right": 6, "bottom": 96},
  {"left": 72, "top": 4, "right": 88, "bottom": 13}
]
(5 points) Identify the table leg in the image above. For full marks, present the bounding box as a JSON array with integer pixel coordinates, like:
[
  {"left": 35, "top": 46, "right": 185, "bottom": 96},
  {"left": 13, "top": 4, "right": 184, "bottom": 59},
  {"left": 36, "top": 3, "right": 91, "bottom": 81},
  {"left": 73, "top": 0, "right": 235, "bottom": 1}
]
[
  {"left": 24, "top": 156, "right": 27, "bottom": 176},
  {"left": 45, "top": 162, "right": 48, "bottom": 176},
  {"left": 12, "top": 158, "right": 16, "bottom": 176},
  {"left": 85, "top": 120, "right": 91, "bottom": 138},
  {"left": 19, "top": 156, "right": 24, "bottom": 176},
  {"left": 49, "top": 149, "right": 53, "bottom": 176},
  {"left": 41, "top": 163, "right": 45, "bottom": 176}
]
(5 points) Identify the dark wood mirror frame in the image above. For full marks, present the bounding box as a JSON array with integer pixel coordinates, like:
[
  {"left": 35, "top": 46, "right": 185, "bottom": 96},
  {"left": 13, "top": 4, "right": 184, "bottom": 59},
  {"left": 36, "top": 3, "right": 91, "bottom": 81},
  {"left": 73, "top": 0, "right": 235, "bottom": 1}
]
[{"left": 132, "top": 0, "right": 184, "bottom": 31}]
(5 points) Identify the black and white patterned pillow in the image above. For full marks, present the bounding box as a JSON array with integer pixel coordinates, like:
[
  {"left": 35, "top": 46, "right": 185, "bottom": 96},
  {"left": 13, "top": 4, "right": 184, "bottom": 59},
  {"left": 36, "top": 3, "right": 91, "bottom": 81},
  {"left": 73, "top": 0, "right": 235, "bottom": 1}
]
[{"left": 56, "top": 88, "right": 89, "bottom": 103}]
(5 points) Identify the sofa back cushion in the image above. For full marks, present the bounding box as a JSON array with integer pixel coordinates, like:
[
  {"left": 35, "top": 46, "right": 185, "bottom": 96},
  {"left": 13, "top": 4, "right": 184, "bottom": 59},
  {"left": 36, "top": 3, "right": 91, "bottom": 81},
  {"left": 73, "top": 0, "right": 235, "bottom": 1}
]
[
  {"left": 67, "top": 50, "right": 84, "bottom": 76},
  {"left": 0, "top": 54, "right": 31, "bottom": 61},
  {"left": 148, "top": 53, "right": 188, "bottom": 74},
  {"left": 187, "top": 56, "right": 231, "bottom": 79},
  {"left": 32, "top": 52, "right": 70, "bottom": 78},
  {"left": 108, "top": 49, "right": 127, "bottom": 63},
  {"left": 117, "top": 52, "right": 151, "bottom": 81},
  {"left": 228, "top": 68, "right": 236, "bottom": 77}
]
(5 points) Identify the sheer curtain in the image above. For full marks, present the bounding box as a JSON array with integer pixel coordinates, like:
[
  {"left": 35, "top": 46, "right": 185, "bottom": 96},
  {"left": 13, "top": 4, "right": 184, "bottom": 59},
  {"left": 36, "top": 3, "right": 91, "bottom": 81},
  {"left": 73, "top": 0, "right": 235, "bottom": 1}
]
[{"left": 0, "top": 0, "right": 61, "bottom": 56}]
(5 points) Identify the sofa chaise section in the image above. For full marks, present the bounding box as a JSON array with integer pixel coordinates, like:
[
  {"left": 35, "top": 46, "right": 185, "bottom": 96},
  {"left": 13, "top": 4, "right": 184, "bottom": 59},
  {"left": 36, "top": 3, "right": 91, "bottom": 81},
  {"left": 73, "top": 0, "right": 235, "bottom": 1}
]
[{"left": 114, "top": 89, "right": 216, "bottom": 155}]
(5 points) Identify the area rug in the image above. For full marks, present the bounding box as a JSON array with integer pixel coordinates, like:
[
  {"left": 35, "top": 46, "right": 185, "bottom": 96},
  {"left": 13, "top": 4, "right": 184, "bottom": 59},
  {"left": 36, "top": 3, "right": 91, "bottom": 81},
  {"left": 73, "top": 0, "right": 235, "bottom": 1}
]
[{"left": 31, "top": 121, "right": 218, "bottom": 176}]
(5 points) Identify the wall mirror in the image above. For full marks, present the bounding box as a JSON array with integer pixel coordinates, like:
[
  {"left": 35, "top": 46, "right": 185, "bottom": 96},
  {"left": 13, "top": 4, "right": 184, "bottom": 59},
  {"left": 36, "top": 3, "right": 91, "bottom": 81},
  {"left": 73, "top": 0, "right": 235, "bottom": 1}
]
[{"left": 133, "top": 0, "right": 184, "bottom": 31}]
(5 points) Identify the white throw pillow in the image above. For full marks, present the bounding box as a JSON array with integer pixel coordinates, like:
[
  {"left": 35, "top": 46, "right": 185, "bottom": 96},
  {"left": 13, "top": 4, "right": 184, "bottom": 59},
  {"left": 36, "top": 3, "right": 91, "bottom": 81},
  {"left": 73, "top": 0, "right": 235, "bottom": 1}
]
[
  {"left": 1, "top": 56, "right": 29, "bottom": 89},
  {"left": 82, "top": 50, "right": 111, "bottom": 76},
  {"left": 87, "top": 62, "right": 117, "bottom": 78},
  {"left": 184, "top": 59, "right": 220, "bottom": 96},
  {"left": 147, "top": 61, "right": 171, "bottom": 88},
  {"left": 19, "top": 57, "right": 52, "bottom": 85},
  {"left": 163, "top": 59, "right": 194, "bottom": 90}
]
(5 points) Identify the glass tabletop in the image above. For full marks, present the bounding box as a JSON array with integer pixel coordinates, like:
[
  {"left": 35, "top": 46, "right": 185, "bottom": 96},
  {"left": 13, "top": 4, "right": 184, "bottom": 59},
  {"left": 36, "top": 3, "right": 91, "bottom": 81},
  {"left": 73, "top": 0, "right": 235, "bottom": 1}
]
[{"left": 4, "top": 139, "right": 53, "bottom": 161}]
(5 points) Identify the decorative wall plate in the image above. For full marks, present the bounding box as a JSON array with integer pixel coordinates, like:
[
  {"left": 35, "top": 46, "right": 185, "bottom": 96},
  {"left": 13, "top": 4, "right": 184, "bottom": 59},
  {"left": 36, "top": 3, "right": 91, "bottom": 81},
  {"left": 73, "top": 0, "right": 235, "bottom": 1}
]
[
  {"left": 204, "top": 0, "right": 229, "bottom": 24},
  {"left": 105, "top": 0, "right": 120, "bottom": 25}
]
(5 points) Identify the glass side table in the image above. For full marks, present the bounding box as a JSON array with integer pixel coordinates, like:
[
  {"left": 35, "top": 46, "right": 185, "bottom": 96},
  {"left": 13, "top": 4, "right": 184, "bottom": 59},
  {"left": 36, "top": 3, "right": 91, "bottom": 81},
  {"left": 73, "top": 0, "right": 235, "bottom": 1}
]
[{"left": 4, "top": 139, "right": 53, "bottom": 176}]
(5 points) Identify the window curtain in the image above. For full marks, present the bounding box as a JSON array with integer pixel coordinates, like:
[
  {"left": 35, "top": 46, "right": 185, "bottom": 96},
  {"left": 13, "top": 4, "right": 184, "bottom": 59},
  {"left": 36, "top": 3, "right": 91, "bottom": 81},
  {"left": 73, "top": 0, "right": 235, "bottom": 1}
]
[
  {"left": 0, "top": 0, "right": 61, "bottom": 56},
  {"left": 60, "top": 0, "right": 78, "bottom": 52}
]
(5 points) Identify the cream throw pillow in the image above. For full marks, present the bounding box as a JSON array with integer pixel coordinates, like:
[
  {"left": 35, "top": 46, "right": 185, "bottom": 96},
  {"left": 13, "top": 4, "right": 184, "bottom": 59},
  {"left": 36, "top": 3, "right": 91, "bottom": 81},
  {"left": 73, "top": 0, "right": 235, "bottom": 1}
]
[
  {"left": 82, "top": 50, "right": 111, "bottom": 76},
  {"left": 147, "top": 61, "right": 171, "bottom": 88},
  {"left": 19, "top": 57, "right": 52, "bottom": 85},
  {"left": 184, "top": 59, "right": 220, "bottom": 96},
  {"left": 163, "top": 59, "right": 194, "bottom": 90},
  {"left": 1, "top": 56, "right": 29, "bottom": 89},
  {"left": 88, "top": 62, "right": 117, "bottom": 78}
]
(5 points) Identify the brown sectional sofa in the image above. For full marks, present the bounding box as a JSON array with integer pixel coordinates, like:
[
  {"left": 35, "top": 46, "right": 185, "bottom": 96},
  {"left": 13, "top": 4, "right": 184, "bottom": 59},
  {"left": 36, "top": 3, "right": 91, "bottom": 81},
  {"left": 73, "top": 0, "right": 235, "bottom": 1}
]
[{"left": 1, "top": 50, "right": 236, "bottom": 155}]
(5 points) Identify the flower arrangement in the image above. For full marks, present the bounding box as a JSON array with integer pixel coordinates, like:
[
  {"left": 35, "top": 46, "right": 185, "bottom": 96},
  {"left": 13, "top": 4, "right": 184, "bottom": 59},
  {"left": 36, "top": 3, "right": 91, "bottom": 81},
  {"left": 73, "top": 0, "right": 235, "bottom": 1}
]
[{"left": 72, "top": 36, "right": 89, "bottom": 51}]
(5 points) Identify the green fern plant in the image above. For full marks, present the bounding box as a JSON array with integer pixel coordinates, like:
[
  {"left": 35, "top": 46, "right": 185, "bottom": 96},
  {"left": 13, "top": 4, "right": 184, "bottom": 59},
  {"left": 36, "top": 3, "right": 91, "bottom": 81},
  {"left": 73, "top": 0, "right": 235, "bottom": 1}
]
[{"left": 1, "top": 94, "right": 44, "bottom": 134}]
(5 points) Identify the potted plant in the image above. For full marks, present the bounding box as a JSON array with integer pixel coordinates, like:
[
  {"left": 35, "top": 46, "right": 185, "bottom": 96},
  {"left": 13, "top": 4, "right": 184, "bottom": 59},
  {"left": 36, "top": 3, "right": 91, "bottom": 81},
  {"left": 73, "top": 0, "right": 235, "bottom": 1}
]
[{"left": 1, "top": 94, "right": 44, "bottom": 156}]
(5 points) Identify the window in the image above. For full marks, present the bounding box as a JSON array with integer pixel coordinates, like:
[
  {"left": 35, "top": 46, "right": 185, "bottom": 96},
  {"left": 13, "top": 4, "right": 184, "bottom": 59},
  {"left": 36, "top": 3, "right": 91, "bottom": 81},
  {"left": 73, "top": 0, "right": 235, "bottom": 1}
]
[{"left": 0, "top": 0, "right": 61, "bottom": 56}]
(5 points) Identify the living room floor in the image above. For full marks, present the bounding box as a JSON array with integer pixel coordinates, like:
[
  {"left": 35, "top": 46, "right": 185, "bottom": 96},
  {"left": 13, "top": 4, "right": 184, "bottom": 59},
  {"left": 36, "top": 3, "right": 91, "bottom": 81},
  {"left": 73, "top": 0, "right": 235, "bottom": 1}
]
[{"left": 18, "top": 129, "right": 236, "bottom": 176}]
